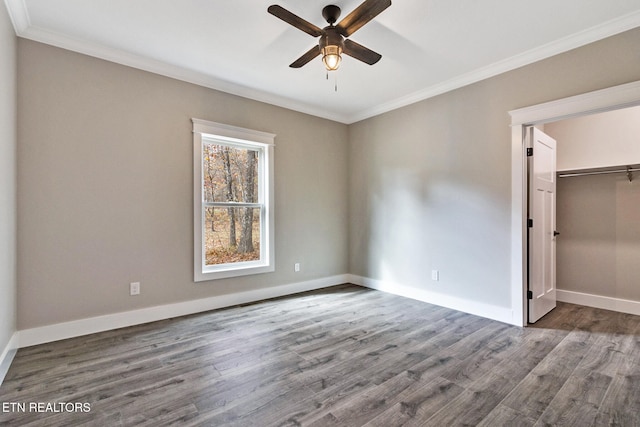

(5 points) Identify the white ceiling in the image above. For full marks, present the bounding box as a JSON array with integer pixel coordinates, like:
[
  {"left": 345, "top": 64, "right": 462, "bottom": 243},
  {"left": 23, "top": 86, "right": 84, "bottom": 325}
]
[{"left": 5, "top": 0, "right": 640, "bottom": 123}]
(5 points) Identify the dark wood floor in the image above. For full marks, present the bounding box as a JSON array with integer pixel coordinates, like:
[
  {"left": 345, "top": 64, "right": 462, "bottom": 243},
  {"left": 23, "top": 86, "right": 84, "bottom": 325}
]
[{"left": 1, "top": 284, "right": 639, "bottom": 426}]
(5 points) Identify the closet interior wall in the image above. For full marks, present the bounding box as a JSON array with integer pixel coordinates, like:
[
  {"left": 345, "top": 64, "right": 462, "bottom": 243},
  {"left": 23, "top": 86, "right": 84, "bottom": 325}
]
[
  {"left": 545, "top": 106, "right": 640, "bottom": 307},
  {"left": 556, "top": 172, "right": 640, "bottom": 302}
]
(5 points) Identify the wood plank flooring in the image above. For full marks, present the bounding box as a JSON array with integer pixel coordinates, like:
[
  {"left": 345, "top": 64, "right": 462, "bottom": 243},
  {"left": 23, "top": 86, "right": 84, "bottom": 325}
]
[{"left": 1, "top": 284, "right": 640, "bottom": 426}]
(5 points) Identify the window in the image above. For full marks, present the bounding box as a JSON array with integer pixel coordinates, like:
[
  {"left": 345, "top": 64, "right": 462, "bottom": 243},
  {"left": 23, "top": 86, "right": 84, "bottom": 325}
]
[{"left": 192, "top": 119, "right": 275, "bottom": 281}]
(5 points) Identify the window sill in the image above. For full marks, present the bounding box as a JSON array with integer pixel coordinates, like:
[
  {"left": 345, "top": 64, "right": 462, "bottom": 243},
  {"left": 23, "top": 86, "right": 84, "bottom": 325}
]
[{"left": 195, "top": 262, "right": 275, "bottom": 282}]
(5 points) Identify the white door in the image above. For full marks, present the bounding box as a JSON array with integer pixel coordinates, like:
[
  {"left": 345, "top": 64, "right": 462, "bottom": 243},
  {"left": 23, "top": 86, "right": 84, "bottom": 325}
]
[{"left": 528, "top": 127, "right": 557, "bottom": 323}]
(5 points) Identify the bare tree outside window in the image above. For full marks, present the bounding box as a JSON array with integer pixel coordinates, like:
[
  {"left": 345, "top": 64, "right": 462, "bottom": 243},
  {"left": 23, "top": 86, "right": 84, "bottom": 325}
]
[{"left": 202, "top": 143, "right": 260, "bottom": 265}]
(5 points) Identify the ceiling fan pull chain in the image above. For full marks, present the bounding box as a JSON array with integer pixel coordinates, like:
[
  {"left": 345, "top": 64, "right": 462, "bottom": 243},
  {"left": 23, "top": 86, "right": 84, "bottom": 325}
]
[{"left": 335, "top": 73, "right": 338, "bottom": 92}]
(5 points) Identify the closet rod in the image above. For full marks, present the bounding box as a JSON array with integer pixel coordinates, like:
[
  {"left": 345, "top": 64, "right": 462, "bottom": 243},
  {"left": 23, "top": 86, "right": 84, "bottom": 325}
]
[{"left": 558, "top": 166, "right": 639, "bottom": 182}]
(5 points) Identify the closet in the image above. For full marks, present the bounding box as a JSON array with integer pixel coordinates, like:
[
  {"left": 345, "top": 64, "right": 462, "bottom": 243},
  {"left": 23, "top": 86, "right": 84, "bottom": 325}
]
[{"left": 544, "top": 106, "right": 640, "bottom": 311}]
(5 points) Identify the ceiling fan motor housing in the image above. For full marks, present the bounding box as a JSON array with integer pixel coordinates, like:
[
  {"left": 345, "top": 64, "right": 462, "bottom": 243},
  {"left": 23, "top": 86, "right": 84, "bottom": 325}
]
[{"left": 319, "top": 27, "right": 345, "bottom": 52}]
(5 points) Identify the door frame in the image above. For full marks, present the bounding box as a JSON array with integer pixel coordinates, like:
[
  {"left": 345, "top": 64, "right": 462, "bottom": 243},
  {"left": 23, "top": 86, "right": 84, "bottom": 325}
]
[{"left": 509, "top": 80, "right": 640, "bottom": 326}]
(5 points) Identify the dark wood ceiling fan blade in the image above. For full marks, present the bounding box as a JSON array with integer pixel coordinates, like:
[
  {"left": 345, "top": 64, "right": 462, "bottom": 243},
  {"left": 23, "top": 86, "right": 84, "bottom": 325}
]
[
  {"left": 268, "top": 5, "right": 323, "bottom": 37},
  {"left": 289, "top": 45, "right": 321, "bottom": 68},
  {"left": 343, "top": 39, "right": 382, "bottom": 65},
  {"left": 337, "top": 0, "right": 391, "bottom": 37}
]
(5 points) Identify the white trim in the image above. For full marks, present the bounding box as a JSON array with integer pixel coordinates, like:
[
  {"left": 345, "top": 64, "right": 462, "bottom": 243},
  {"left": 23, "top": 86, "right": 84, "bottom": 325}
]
[
  {"left": 3, "top": 0, "right": 30, "bottom": 34},
  {"left": 557, "top": 289, "right": 640, "bottom": 317},
  {"left": 349, "top": 275, "right": 517, "bottom": 326},
  {"left": 16, "top": 275, "right": 350, "bottom": 348},
  {"left": 192, "top": 119, "right": 276, "bottom": 146},
  {"left": 509, "top": 81, "right": 640, "bottom": 126},
  {"left": 5, "top": 0, "right": 640, "bottom": 125},
  {"left": 0, "top": 333, "right": 18, "bottom": 386},
  {"left": 510, "top": 124, "right": 527, "bottom": 326},
  {"left": 509, "top": 80, "right": 640, "bottom": 326}
]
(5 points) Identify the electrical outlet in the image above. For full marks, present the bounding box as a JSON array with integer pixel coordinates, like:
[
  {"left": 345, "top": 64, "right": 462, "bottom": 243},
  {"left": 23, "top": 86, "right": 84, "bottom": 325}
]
[
  {"left": 431, "top": 270, "right": 439, "bottom": 281},
  {"left": 130, "top": 282, "right": 140, "bottom": 296},
  {"left": 294, "top": 263, "right": 300, "bottom": 272}
]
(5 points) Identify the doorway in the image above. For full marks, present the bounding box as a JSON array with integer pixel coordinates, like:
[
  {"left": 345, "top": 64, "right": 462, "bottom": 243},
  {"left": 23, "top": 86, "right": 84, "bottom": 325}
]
[{"left": 509, "top": 80, "right": 640, "bottom": 327}]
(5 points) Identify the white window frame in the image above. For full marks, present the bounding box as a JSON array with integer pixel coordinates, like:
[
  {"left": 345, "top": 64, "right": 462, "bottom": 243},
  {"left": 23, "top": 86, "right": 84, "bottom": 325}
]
[{"left": 192, "top": 119, "right": 275, "bottom": 282}]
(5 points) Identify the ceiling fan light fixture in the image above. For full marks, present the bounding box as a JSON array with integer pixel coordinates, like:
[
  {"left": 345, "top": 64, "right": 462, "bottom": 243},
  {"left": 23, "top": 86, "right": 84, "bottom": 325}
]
[
  {"left": 319, "top": 29, "right": 344, "bottom": 71},
  {"left": 321, "top": 44, "right": 342, "bottom": 70}
]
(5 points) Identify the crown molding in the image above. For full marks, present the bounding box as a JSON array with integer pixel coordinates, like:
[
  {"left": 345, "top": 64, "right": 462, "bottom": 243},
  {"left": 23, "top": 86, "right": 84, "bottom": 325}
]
[
  {"left": 18, "top": 24, "right": 349, "bottom": 123},
  {"left": 4, "top": 0, "right": 349, "bottom": 123},
  {"left": 347, "top": 9, "right": 640, "bottom": 124},
  {"left": 5, "top": 0, "right": 640, "bottom": 125},
  {"left": 4, "top": 0, "right": 29, "bottom": 34}
]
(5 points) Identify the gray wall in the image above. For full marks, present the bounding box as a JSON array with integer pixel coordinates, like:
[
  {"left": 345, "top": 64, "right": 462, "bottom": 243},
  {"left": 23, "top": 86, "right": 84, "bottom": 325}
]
[
  {"left": 0, "top": 6, "right": 17, "bottom": 352},
  {"left": 349, "top": 27, "right": 640, "bottom": 310},
  {"left": 17, "top": 40, "right": 349, "bottom": 329},
  {"left": 557, "top": 174, "right": 640, "bottom": 301}
]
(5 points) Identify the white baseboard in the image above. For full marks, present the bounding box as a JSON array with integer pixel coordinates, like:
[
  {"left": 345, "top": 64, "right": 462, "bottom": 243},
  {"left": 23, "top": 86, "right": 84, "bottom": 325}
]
[
  {"left": 348, "top": 275, "right": 517, "bottom": 326},
  {"left": 0, "top": 332, "right": 18, "bottom": 386},
  {"left": 16, "top": 274, "right": 350, "bottom": 348},
  {"left": 557, "top": 289, "right": 640, "bottom": 316}
]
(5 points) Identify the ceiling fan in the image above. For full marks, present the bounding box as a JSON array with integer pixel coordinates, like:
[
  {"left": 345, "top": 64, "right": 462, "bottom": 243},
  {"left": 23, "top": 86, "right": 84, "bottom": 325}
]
[{"left": 268, "top": 0, "right": 392, "bottom": 71}]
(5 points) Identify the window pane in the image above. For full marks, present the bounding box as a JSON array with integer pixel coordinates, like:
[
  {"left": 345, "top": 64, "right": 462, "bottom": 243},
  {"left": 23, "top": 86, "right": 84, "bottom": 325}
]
[
  {"left": 202, "top": 143, "right": 259, "bottom": 203},
  {"left": 204, "top": 207, "right": 261, "bottom": 265}
]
